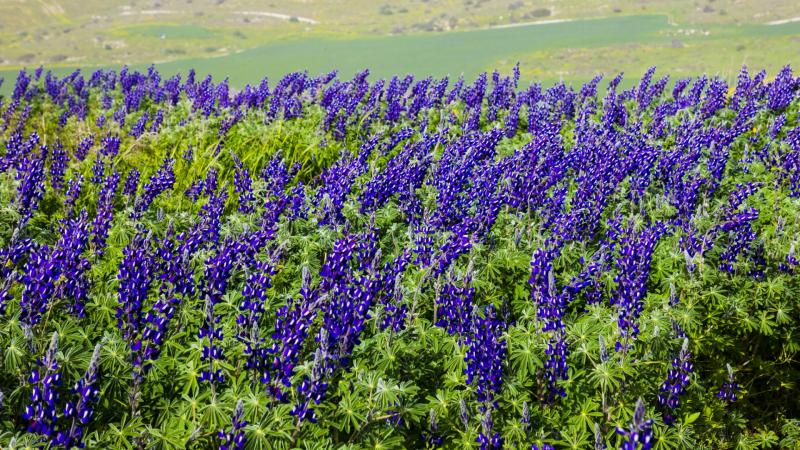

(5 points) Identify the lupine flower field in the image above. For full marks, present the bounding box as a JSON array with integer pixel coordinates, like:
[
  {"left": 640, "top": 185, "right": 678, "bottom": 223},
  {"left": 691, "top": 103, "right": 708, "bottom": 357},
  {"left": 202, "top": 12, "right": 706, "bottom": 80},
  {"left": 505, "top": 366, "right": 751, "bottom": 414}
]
[{"left": 0, "top": 64, "right": 799, "bottom": 449}]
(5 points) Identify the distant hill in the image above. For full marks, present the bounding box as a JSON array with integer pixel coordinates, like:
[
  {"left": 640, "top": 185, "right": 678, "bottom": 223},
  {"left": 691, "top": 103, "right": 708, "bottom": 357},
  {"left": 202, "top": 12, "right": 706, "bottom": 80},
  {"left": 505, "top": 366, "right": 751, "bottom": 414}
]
[{"left": 0, "top": 0, "right": 798, "bottom": 86}]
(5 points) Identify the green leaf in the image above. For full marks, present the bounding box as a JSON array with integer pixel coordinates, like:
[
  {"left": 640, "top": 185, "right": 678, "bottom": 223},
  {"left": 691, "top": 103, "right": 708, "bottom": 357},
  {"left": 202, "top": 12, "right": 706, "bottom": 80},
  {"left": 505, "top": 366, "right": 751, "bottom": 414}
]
[{"left": 683, "top": 412, "right": 700, "bottom": 425}]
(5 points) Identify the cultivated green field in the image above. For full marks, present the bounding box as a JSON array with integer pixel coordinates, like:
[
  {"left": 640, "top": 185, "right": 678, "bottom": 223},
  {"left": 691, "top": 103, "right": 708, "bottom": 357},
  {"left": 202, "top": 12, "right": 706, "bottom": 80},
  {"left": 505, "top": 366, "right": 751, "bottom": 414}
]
[{"left": 153, "top": 15, "right": 673, "bottom": 86}]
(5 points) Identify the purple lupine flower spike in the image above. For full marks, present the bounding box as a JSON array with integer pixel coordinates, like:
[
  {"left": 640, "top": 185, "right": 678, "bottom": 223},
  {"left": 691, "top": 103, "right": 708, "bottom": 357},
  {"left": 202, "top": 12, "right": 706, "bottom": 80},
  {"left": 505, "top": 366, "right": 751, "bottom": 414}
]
[
  {"left": 64, "top": 174, "right": 84, "bottom": 218},
  {"left": 20, "top": 244, "right": 57, "bottom": 326},
  {"left": 131, "top": 157, "right": 175, "bottom": 219},
  {"left": 218, "top": 399, "right": 247, "bottom": 450},
  {"left": 459, "top": 398, "right": 469, "bottom": 430},
  {"left": 657, "top": 338, "right": 693, "bottom": 425},
  {"left": 521, "top": 401, "right": 530, "bottom": 433},
  {"left": 616, "top": 398, "right": 654, "bottom": 450},
  {"left": 116, "top": 232, "right": 154, "bottom": 350},
  {"left": 232, "top": 153, "right": 255, "bottom": 213},
  {"left": 198, "top": 242, "right": 235, "bottom": 392},
  {"left": 423, "top": 409, "right": 443, "bottom": 447},
  {"left": 60, "top": 343, "right": 102, "bottom": 448},
  {"left": 595, "top": 422, "right": 605, "bottom": 450},
  {"left": 90, "top": 155, "right": 105, "bottom": 184},
  {"left": 464, "top": 305, "right": 507, "bottom": 407},
  {"left": 717, "top": 363, "right": 740, "bottom": 403},
  {"left": 124, "top": 168, "right": 140, "bottom": 199},
  {"left": 477, "top": 408, "right": 501, "bottom": 449},
  {"left": 24, "top": 332, "right": 62, "bottom": 444},
  {"left": 92, "top": 172, "right": 120, "bottom": 257},
  {"left": 49, "top": 140, "right": 68, "bottom": 191}
]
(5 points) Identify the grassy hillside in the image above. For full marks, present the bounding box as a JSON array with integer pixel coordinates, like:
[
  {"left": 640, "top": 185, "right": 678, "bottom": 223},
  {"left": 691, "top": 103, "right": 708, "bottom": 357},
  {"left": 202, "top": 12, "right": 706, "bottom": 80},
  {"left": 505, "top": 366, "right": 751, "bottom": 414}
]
[{"left": 0, "top": 1, "right": 798, "bottom": 89}]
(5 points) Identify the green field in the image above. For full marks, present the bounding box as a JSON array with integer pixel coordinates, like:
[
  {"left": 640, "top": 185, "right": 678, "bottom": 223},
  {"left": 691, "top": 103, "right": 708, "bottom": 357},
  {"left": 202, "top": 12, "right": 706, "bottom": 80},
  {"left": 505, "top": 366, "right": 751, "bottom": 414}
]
[{"left": 154, "top": 15, "right": 672, "bottom": 86}]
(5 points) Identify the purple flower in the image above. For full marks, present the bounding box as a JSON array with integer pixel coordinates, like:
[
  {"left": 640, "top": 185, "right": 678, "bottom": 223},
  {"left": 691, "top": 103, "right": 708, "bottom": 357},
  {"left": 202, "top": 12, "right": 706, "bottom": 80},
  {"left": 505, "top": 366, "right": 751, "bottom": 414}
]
[
  {"left": 124, "top": 168, "right": 140, "bottom": 199},
  {"left": 101, "top": 133, "right": 121, "bottom": 157},
  {"left": 186, "top": 187, "right": 228, "bottom": 253},
  {"left": 238, "top": 255, "right": 279, "bottom": 374},
  {"left": 291, "top": 345, "right": 329, "bottom": 423},
  {"left": 92, "top": 172, "right": 120, "bottom": 257},
  {"left": 116, "top": 233, "right": 154, "bottom": 348},
  {"left": 422, "top": 409, "right": 443, "bottom": 447},
  {"left": 379, "top": 251, "right": 412, "bottom": 333},
  {"left": 198, "top": 242, "right": 236, "bottom": 389},
  {"left": 267, "top": 267, "right": 318, "bottom": 400},
  {"left": 477, "top": 408, "right": 502, "bottom": 450},
  {"left": 24, "top": 332, "right": 62, "bottom": 443},
  {"left": 464, "top": 305, "right": 507, "bottom": 407},
  {"left": 15, "top": 142, "right": 47, "bottom": 224},
  {"left": 149, "top": 109, "right": 165, "bottom": 133},
  {"left": 64, "top": 174, "right": 84, "bottom": 218},
  {"left": 532, "top": 444, "right": 555, "bottom": 450},
  {"left": 49, "top": 211, "right": 93, "bottom": 317},
  {"left": 435, "top": 271, "right": 475, "bottom": 336},
  {"left": 613, "top": 222, "right": 667, "bottom": 350},
  {"left": 20, "top": 245, "right": 57, "bottom": 326},
  {"left": 232, "top": 153, "right": 255, "bottom": 213},
  {"left": 183, "top": 145, "right": 194, "bottom": 163},
  {"left": 136, "top": 230, "right": 194, "bottom": 373},
  {"left": 699, "top": 78, "right": 728, "bottom": 119},
  {"left": 59, "top": 343, "right": 102, "bottom": 448},
  {"left": 291, "top": 230, "right": 383, "bottom": 422},
  {"left": 90, "top": 155, "right": 105, "bottom": 184},
  {"left": 218, "top": 399, "right": 247, "bottom": 450},
  {"left": 131, "top": 157, "right": 175, "bottom": 219},
  {"left": 657, "top": 339, "right": 694, "bottom": 425},
  {"left": 359, "top": 133, "right": 440, "bottom": 216},
  {"left": 769, "top": 114, "right": 787, "bottom": 139},
  {"left": 129, "top": 112, "right": 150, "bottom": 138},
  {"left": 185, "top": 177, "right": 205, "bottom": 202},
  {"left": 204, "top": 168, "right": 219, "bottom": 196},
  {"left": 543, "top": 329, "right": 569, "bottom": 400},
  {"left": 717, "top": 364, "right": 740, "bottom": 403},
  {"left": 767, "top": 65, "right": 795, "bottom": 111},
  {"left": 779, "top": 242, "right": 798, "bottom": 274},
  {"left": 616, "top": 398, "right": 654, "bottom": 450},
  {"left": 49, "top": 140, "right": 68, "bottom": 191}
]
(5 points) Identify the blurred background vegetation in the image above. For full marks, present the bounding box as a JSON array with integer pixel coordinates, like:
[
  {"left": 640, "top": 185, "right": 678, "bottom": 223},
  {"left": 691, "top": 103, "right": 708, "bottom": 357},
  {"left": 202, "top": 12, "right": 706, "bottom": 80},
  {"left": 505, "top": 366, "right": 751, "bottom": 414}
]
[{"left": 0, "top": 0, "right": 798, "bottom": 88}]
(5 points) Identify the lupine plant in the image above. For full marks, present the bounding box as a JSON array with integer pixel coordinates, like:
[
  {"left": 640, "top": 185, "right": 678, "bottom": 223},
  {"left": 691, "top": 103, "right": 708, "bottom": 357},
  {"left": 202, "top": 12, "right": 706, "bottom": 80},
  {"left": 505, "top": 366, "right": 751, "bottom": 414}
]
[{"left": 0, "top": 64, "right": 799, "bottom": 449}]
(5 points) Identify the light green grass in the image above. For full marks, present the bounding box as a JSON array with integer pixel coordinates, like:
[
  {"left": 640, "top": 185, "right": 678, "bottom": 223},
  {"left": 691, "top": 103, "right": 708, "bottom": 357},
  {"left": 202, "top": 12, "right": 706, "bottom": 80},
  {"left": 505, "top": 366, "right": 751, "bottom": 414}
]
[{"left": 119, "top": 24, "right": 216, "bottom": 40}]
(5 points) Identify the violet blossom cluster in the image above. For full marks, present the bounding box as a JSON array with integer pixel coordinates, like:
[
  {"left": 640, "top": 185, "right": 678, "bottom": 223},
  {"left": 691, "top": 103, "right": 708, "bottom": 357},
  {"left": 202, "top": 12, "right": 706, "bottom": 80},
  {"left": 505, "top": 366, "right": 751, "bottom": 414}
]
[
  {"left": 616, "top": 398, "right": 654, "bottom": 450},
  {"left": 717, "top": 364, "right": 740, "bottom": 403},
  {"left": 198, "top": 242, "right": 236, "bottom": 389},
  {"left": 657, "top": 339, "right": 694, "bottom": 425},
  {"left": 131, "top": 157, "right": 175, "bottom": 219},
  {"left": 218, "top": 399, "right": 247, "bottom": 450}
]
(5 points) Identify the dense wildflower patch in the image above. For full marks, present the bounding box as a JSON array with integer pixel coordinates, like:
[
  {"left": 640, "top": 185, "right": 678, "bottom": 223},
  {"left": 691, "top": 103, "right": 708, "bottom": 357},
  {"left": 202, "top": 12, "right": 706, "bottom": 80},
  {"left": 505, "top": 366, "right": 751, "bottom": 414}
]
[{"left": 0, "top": 65, "right": 799, "bottom": 448}]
